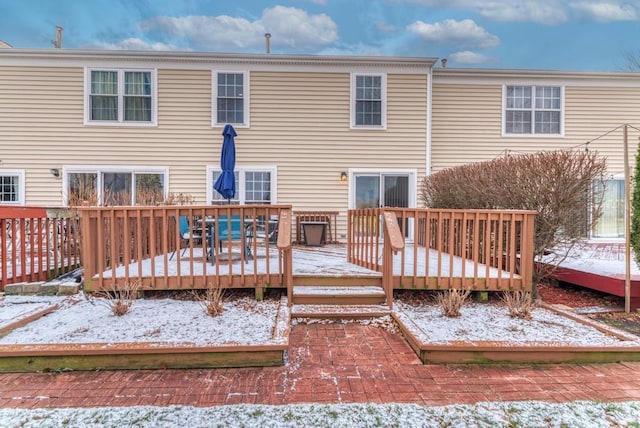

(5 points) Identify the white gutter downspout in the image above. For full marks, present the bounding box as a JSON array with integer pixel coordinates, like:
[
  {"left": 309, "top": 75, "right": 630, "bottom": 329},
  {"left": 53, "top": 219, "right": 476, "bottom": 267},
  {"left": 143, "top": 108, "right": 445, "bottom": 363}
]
[{"left": 426, "top": 65, "right": 433, "bottom": 177}]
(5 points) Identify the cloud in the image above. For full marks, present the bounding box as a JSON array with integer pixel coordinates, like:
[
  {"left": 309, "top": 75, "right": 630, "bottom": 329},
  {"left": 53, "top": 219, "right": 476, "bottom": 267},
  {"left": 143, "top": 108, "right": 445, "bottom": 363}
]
[
  {"left": 400, "top": 0, "right": 569, "bottom": 25},
  {"left": 139, "top": 6, "right": 337, "bottom": 52},
  {"left": 570, "top": 2, "right": 638, "bottom": 22},
  {"left": 448, "top": 50, "right": 493, "bottom": 64},
  {"left": 407, "top": 18, "right": 499, "bottom": 49},
  {"left": 85, "top": 37, "right": 187, "bottom": 51},
  {"left": 374, "top": 21, "right": 396, "bottom": 32}
]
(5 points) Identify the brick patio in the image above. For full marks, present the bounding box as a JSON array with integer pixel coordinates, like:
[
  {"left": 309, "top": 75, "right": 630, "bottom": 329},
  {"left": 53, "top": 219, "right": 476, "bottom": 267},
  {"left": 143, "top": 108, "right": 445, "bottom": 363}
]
[{"left": 1, "top": 323, "right": 640, "bottom": 409}]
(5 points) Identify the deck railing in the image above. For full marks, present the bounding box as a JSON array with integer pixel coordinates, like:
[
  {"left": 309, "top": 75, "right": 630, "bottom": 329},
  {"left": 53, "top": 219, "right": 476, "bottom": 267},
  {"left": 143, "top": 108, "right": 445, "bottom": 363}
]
[
  {"left": 348, "top": 208, "right": 536, "bottom": 292},
  {"left": 1, "top": 206, "right": 81, "bottom": 289},
  {"left": 79, "top": 205, "right": 293, "bottom": 294}
]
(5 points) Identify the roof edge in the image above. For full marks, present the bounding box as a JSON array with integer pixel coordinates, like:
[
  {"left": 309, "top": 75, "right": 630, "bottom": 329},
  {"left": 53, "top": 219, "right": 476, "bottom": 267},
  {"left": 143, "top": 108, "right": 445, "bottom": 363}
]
[{"left": 0, "top": 48, "right": 438, "bottom": 68}]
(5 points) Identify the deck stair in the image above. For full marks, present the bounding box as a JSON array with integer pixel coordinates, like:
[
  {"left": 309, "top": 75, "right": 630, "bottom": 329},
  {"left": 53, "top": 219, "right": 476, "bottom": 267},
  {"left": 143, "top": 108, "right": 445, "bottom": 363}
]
[{"left": 290, "top": 283, "right": 390, "bottom": 319}]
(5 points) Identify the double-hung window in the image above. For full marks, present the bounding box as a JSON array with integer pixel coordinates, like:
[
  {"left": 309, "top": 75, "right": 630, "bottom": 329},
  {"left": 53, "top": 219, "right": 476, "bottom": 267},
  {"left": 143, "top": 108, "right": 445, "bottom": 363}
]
[
  {"left": 351, "top": 73, "right": 386, "bottom": 129},
  {"left": 504, "top": 85, "right": 562, "bottom": 135},
  {"left": 208, "top": 166, "right": 275, "bottom": 205},
  {"left": 65, "top": 167, "right": 167, "bottom": 206},
  {"left": 213, "top": 71, "right": 249, "bottom": 127},
  {"left": 86, "top": 68, "right": 156, "bottom": 125},
  {"left": 0, "top": 169, "right": 25, "bottom": 205}
]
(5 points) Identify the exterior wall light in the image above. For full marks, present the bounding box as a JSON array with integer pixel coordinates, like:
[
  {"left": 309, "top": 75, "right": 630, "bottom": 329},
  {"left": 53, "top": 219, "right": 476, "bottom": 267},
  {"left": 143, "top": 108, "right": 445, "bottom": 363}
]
[
  {"left": 340, "top": 171, "right": 348, "bottom": 182},
  {"left": 50, "top": 168, "right": 60, "bottom": 178}
]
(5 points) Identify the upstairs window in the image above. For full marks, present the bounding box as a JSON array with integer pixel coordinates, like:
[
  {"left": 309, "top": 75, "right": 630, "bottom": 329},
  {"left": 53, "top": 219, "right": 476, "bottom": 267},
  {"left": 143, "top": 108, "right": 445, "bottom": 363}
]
[
  {"left": 351, "top": 73, "right": 386, "bottom": 129},
  {"left": 504, "top": 85, "right": 562, "bottom": 135},
  {"left": 86, "top": 69, "right": 156, "bottom": 125},
  {"left": 213, "top": 71, "right": 249, "bottom": 127}
]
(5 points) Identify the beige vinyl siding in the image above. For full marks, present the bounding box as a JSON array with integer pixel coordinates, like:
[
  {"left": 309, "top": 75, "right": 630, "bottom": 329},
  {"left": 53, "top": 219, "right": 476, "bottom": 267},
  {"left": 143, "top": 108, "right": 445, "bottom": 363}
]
[
  {"left": 431, "top": 81, "right": 640, "bottom": 175},
  {"left": 0, "top": 65, "right": 428, "bottom": 239},
  {"left": 241, "top": 72, "right": 428, "bottom": 238}
]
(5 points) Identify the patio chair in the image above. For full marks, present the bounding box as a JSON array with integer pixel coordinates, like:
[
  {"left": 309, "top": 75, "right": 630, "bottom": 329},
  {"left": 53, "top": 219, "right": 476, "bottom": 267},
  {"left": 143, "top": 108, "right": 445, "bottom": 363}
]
[
  {"left": 170, "top": 216, "right": 209, "bottom": 260},
  {"left": 169, "top": 216, "right": 190, "bottom": 260},
  {"left": 215, "top": 215, "right": 252, "bottom": 262},
  {"left": 254, "top": 216, "right": 278, "bottom": 245}
]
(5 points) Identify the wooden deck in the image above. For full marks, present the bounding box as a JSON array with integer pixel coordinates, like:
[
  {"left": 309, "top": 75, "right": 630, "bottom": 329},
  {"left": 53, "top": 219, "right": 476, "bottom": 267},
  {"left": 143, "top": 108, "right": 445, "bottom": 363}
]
[
  {"left": 539, "top": 242, "right": 640, "bottom": 310},
  {"left": 76, "top": 206, "right": 536, "bottom": 309}
]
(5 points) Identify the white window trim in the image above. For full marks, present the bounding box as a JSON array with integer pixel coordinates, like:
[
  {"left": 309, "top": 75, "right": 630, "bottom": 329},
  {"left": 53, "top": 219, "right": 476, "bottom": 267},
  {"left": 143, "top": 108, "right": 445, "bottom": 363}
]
[
  {"left": 206, "top": 165, "right": 277, "bottom": 204},
  {"left": 350, "top": 73, "right": 387, "bottom": 130},
  {"left": 62, "top": 165, "right": 169, "bottom": 206},
  {"left": 84, "top": 67, "right": 158, "bottom": 127},
  {"left": 211, "top": 70, "right": 250, "bottom": 128},
  {"left": 0, "top": 169, "right": 25, "bottom": 206},
  {"left": 501, "top": 84, "right": 564, "bottom": 137},
  {"left": 347, "top": 168, "right": 417, "bottom": 210}
]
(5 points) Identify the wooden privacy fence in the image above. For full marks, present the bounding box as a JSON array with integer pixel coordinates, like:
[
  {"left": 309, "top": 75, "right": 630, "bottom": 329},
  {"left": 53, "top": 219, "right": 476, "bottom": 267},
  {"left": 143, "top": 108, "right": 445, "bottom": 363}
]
[
  {"left": 1, "top": 206, "right": 81, "bottom": 290},
  {"left": 348, "top": 208, "right": 536, "bottom": 292},
  {"left": 80, "top": 205, "right": 293, "bottom": 297}
]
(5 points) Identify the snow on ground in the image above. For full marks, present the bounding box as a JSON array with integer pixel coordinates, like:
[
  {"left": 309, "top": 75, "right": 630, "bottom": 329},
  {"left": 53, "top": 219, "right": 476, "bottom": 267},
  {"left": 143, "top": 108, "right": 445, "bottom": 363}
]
[
  {"left": 1, "top": 401, "right": 639, "bottom": 427},
  {"left": 0, "top": 296, "right": 62, "bottom": 327},
  {"left": 0, "top": 295, "right": 284, "bottom": 347},
  {"left": 395, "top": 301, "right": 640, "bottom": 346},
  {"left": 1, "top": 293, "right": 636, "bottom": 347}
]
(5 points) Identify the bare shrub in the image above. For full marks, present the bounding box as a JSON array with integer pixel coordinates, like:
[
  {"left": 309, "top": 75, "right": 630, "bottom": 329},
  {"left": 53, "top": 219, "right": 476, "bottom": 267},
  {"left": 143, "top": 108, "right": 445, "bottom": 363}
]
[
  {"left": 435, "top": 289, "right": 471, "bottom": 317},
  {"left": 421, "top": 150, "right": 607, "bottom": 285},
  {"left": 193, "top": 283, "right": 225, "bottom": 317},
  {"left": 163, "top": 193, "right": 196, "bottom": 206},
  {"left": 501, "top": 290, "right": 534, "bottom": 320},
  {"left": 95, "top": 281, "right": 142, "bottom": 316}
]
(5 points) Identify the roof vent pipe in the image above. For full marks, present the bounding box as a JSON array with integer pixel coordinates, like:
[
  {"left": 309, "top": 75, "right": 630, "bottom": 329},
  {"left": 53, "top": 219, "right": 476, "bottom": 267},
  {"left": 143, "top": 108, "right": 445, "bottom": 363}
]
[
  {"left": 51, "top": 25, "right": 63, "bottom": 49},
  {"left": 265, "top": 33, "right": 271, "bottom": 54}
]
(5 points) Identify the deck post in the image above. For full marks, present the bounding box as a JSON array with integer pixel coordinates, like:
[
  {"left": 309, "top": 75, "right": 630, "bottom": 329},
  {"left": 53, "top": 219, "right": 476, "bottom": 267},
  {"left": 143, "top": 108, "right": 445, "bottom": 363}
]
[
  {"left": 276, "top": 209, "right": 293, "bottom": 306},
  {"left": 382, "top": 210, "right": 404, "bottom": 309}
]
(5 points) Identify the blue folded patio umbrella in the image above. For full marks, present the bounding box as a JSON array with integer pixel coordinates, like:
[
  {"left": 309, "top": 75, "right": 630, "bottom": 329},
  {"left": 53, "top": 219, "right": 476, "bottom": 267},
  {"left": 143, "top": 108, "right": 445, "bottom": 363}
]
[{"left": 213, "top": 124, "right": 237, "bottom": 202}]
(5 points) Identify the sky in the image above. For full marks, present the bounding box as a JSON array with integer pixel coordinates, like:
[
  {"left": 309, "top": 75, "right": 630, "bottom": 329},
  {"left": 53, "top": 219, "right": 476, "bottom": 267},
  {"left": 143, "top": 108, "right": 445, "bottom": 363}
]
[{"left": 1, "top": 0, "right": 640, "bottom": 71}]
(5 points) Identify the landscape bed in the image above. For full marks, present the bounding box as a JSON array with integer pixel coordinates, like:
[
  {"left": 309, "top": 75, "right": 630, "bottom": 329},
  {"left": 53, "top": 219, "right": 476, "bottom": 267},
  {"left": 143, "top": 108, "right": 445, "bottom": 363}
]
[
  {"left": 393, "top": 300, "right": 640, "bottom": 364},
  {"left": 1, "top": 291, "right": 640, "bottom": 371},
  {"left": 0, "top": 295, "right": 290, "bottom": 372}
]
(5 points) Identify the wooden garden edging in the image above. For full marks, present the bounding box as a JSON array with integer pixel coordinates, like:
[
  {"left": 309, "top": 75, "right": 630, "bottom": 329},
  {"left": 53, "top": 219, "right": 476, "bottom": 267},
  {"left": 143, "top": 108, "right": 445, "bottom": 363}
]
[
  {"left": 392, "top": 304, "right": 640, "bottom": 365},
  {"left": 0, "top": 297, "right": 290, "bottom": 372}
]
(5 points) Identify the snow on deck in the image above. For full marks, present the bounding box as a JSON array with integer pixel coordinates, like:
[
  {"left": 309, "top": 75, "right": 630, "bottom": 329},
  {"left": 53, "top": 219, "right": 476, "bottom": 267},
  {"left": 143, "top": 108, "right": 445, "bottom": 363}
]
[
  {"left": 99, "top": 244, "right": 517, "bottom": 279},
  {"left": 539, "top": 242, "right": 640, "bottom": 278}
]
